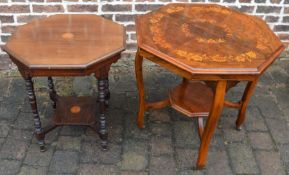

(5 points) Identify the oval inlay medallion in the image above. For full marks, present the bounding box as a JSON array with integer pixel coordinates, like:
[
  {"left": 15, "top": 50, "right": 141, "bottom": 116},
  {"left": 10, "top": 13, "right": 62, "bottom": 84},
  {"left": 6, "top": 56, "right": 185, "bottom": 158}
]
[
  {"left": 62, "top": 32, "right": 74, "bottom": 40},
  {"left": 70, "top": 105, "right": 81, "bottom": 114}
]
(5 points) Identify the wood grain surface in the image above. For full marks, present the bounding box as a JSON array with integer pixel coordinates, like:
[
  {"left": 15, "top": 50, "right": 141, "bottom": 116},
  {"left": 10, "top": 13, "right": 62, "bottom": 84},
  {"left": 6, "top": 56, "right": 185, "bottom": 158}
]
[
  {"left": 169, "top": 81, "right": 213, "bottom": 117},
  {"left": 4, "top": 14, "right": 126, "bottom": 69},
  {"left": 136, "top": 3, "right": 284, "bottom": 75}
]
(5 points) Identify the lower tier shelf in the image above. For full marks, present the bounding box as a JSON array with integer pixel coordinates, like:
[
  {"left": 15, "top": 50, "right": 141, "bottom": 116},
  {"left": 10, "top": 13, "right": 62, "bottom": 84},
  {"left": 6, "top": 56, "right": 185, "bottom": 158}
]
[
  {"left": 52, "top": 96, "right": 97, "bottom": 126},
  {"left": 169, "top": 81, "right": 213, "bottom": 117}
]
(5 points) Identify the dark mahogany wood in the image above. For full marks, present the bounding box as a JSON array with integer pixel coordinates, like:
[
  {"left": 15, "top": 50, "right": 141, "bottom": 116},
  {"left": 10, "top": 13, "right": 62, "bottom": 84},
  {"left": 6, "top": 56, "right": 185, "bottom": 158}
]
[
  {"left": 95, "top": 66, "right": 110, "bottom": 150},
  {"left": 97, "top": 78, "right": 108, "bottom": 150},
  {"left": 3, "top": 15, "right": 125, "bottom": 70},
  {"left": 47, "top": 77, "right": 57, "bottom": 109},
  {"left": 3, "top": 14, "right": 126, "bottom": 151},
  {"left": 104, "top": 77, "right": 110, "bottom": 107},
  {"left": 52, "top": 96, "right": 97, "bottom": 125},
  {"left": 25, "top": 77, "right": 46, "bottom": 152},
  {"left": 135, "top": 4, "right": 284, "bottom": 169}
]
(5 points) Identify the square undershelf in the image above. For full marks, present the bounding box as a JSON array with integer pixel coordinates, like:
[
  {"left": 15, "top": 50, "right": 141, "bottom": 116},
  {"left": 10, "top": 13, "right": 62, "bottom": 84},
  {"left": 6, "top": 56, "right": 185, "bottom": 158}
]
[{"left": 52, "top": 96, "right": 97, "bottom": 126}]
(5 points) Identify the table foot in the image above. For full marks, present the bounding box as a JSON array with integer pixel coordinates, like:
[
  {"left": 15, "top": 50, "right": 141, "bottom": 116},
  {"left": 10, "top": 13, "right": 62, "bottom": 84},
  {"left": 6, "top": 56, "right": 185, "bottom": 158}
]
[
  {"left": 90, "top": 122, "right": 108, "bottom": 150},
  {"left": 137, "top": 109, "right": 146, "bottom": 129},
  {"left": 99, "top": 132, "right": 108, "bottom": 151},
  {"left": 40, "top": 145, "right": 46, "bottom": 152},
  {"left": 236, "top": 126, "right": 242, "bottom": 131},
  {"left": 194, "top": 164, "right": 205, "bottom": 170}
]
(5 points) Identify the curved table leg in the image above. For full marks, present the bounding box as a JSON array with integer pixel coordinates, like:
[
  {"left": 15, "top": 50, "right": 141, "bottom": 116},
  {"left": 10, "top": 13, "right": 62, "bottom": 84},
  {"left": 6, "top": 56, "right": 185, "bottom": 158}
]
[
  {"left": 196, "top": 80, "right": 227, "bottom": 169},
  {"left": 135, "top": 50, "right": 146, "bottom": 129},
  {"left": 48, "top": 77, "right": 57, "bottom": 109},
  {"left": 235, "top": 80, "right": 257, "bottom": 130},
  {"left": 25, "top": 77, "right": 46, "bottom": 152}
]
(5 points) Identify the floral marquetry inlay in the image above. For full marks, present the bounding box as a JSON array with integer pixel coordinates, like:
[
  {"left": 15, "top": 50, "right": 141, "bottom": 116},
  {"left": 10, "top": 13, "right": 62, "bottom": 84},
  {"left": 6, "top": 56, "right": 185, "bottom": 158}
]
[
  {"left": 147, "top": 4, "right": 264, "bottom": 63},
  {"left": 136, "top": 3, "right": 284, "bottom": 73}
]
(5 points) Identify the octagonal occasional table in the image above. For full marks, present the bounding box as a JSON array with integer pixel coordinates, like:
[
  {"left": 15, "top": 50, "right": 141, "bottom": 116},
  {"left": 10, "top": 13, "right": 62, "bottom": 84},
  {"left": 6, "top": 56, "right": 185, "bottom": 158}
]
[
  {"left": 135, "top": 4, "right": 284, "bottom": 169},
  {"left": 3, "top": 15, "right": 125, "bottom": 151}
]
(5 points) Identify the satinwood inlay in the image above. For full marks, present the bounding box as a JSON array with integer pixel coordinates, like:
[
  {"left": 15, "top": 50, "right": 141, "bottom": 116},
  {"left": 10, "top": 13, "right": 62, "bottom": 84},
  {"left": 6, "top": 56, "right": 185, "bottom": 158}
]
[
  {"left": 70, "top": 105, "right": 81, "bottom": 113},
  {"left": 136, "top": 3, "right": 284, "bottom": 74},
  {"left": 62, "top": 32, "right": 74, "bottom": 40}
]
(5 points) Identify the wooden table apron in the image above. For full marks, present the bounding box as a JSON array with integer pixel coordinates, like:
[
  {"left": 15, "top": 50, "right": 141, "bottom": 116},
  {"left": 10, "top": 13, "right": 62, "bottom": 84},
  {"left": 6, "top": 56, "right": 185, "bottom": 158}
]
[
  {"left": 135, "top": 48, "right": 261, "bottom": 169},
  {"left": 8, "top": 53, "right": 121, "bottom": 152}
]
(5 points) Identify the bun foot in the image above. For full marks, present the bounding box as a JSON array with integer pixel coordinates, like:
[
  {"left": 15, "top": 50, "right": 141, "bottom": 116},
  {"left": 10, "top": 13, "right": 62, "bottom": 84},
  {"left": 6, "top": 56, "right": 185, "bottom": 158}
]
[
  {"left": 101, "top": 143, "right": 108, "bottom": 151},
  {"left": 40, "top": 145, "right": 46, "bottom": 152}
]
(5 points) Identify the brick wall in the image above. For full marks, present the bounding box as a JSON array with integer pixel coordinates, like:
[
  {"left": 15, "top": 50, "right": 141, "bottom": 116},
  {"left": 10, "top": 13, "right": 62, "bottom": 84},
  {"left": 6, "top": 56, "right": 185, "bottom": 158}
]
[{"left": 0, "top": 1, "right": 288, "bottom": 71}]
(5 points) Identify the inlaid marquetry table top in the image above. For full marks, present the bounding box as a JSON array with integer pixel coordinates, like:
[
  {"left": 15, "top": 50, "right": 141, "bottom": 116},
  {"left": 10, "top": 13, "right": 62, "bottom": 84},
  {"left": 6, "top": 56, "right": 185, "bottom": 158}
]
[{"left": 136, "top": 3, "right": 284, "bottom": 74}]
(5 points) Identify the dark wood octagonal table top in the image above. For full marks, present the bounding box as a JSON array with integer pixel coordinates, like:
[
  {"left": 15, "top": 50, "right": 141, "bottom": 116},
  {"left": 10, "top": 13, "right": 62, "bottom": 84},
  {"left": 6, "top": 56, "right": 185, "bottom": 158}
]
[{"left": 4, "top": 14, "right": 125, "bottom": 70}]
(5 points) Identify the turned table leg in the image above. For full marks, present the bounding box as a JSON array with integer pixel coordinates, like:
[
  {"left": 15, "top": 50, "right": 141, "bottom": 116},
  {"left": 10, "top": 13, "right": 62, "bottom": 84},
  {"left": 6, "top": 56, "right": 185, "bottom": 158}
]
[
  {"left": 97, "top": 77, "right": 108, "bottom": 150},
  {"left": 24, "top": 77, "right": 46, "bottom": 152},
  {"left": 104, "top": 77, "right": 110, "bottom": 107},
  {"left": 197, "top": 80, "right": 227, "bottom": 169},
  {"left": 48, "top": 77, "right": 57, "bottom": 109},
  {"left": 235, "top": 80, "right": 258, "bottom": 130},
  {"left": 135, "top": 50, "right": 146, "bottom": 129}
]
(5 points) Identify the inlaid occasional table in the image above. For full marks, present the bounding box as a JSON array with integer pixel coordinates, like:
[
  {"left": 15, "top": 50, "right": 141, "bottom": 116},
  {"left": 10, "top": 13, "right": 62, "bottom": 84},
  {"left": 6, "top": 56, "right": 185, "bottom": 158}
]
[
  {"left": 135, "top": 4, "right": 284, "bottom": 169},
  {"left": 3, "top": 15, "right": 125, "bottom": 151}
]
